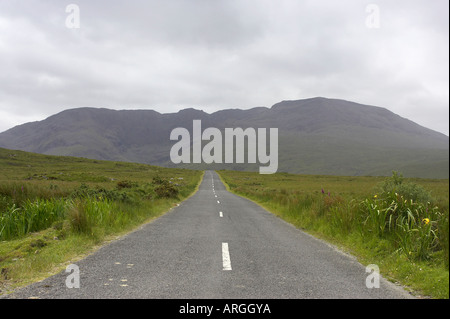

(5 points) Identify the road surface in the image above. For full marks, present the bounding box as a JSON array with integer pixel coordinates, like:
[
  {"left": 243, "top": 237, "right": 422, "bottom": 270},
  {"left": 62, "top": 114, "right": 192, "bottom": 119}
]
[{"left": 4, "top": 171, "right": 413, "bottom": 299}]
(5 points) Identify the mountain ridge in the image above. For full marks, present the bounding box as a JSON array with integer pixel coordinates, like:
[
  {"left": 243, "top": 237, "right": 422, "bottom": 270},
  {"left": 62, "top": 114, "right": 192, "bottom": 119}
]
[{"left": 0, "top": 97, "right": 448, "bottom": 178}]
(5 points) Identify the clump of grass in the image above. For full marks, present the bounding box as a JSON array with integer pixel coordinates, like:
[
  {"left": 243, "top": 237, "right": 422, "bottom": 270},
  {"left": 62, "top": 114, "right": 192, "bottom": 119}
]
[
  {"left": 67, "top": 197, "right": 117, "bottom": 237},
  {"left": 0, "top": 198, "right": 68, "bottom": 240},
  {"left": 368, "top": 172, "right": 447, "bottom": 264},
  {"left": 67, "top": 200, "right": 89, "bottom": 234},
  {"left": 363, "top": 190, "right": 442, "bottom": 261}
]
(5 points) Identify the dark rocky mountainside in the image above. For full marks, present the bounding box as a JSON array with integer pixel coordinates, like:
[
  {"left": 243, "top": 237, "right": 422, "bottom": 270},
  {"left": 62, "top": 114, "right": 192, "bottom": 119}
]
[{"left": 0, "top": 97, "right": 448, "bottom": 178}]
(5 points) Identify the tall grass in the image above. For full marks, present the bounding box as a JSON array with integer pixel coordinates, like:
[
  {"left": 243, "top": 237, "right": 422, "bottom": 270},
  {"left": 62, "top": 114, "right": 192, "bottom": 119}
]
[
  {"left": 0, "top": 175, "right": 196, "bottom": 241},
  {"left": 0, "top": 198, "right": 68, "bottom": 240},
  {"left": 362, "top": 191, "right": 443, "bottom": 261},
  {"left": 220, "top": 171, "right": 448, "bottom": 266},
  {"left": 218, "top": 170, "right": 449, "bottom": 298},
  {"left": 0, "top": 182, "right": 70, "bottom": 205},
  {"left": 0, "top": 148, "right": 204, "bottom": 294},
  {"left": 68, "top": 197, "right": 140, "bottom": 235}
]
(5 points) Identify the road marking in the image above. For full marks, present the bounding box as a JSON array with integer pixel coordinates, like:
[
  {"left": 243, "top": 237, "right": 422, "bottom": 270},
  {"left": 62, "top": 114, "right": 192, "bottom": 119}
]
[
  {"left": 217, "top": 200, "right": 220, "bottom": 204},
  {"left": 215, "top": 195, "right": 217, "bottom": 198},
  {"left": 222, "top": 243, "right": 232, "bottom": 271},
  {"left": 219, "top": 211, "right": 223, "bottom": 217}
]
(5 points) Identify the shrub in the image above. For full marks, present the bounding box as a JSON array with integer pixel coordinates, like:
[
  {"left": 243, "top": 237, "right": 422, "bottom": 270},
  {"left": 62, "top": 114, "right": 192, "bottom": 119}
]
[
  {"left": 71, "top": 184, "right": 134, "bottom": 203},
  {"left": 152, "top": 175, "right": 165, "bottom": 185},
  {"left": 116, "top": 180, "right": 137, "bottom": 189},
  {"left": 154, "top": 180, "right": 178, "bottom": 198},
  {"left": 380, "top": 171, "right": 432, "bottom": 204}
]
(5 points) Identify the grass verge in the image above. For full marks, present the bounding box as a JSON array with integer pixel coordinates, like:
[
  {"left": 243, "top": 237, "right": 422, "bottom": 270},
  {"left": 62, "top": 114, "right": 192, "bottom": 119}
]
[
  {"left": 216, "top": 170, "right": 449, "bottom": 299},
  {"left": 0, "top": 148, "right": 203, "bottom": 295}
]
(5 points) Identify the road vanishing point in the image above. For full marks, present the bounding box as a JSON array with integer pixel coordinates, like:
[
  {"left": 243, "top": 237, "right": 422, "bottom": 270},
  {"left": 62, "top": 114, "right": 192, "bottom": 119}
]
[{"left": 4, "top": 171, "right": 413, "bottom": 299}]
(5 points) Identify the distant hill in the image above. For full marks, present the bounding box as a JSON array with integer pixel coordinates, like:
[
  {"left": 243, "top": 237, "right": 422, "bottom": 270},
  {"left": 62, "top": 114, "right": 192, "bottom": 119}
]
[{"left": 0, "top": 97, "right": 448, "bottom": 178}]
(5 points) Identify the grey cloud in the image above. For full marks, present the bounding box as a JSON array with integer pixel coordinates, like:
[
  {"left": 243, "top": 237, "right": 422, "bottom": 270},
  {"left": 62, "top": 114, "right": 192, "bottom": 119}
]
[{"left": 0, "top": 0, "right": 448, "bottom": 135}]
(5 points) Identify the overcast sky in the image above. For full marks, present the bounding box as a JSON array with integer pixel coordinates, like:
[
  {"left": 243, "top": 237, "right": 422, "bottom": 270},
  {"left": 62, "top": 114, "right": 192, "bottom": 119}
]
[{"left": 0, "top": 0, "right": 448, "bottom": 135}]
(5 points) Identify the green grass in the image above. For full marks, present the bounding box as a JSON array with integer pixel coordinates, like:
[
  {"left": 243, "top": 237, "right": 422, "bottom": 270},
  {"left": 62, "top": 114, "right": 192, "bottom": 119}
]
[
  {"left": 0, "top": 147, "right": 203, "bottom": 294},
  {"left": 1, "top": 146, "right": 448, "bottom": 298},
  {"left": 217, "top": 169, "right": 449, "bottom": 299}
]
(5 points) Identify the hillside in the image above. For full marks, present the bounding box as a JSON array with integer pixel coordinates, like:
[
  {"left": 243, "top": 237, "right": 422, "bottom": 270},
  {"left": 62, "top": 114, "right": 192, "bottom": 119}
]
[{"left": 0, "top": 97, "right": 448, "bottom": 178}]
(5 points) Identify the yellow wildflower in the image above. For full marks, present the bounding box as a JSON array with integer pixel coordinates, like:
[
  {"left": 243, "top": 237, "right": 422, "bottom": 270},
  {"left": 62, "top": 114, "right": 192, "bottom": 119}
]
[{"left": 423, "top": 218, "right": 430, "bottom": 225}]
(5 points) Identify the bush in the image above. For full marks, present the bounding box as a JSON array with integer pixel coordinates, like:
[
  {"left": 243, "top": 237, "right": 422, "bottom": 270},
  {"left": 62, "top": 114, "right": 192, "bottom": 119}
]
[
  {"left": 380, "top": 171, "right": 432, "bottom": 204},
  {"left": 154, "top": 180, "right": 178, "bottom": 198},
  {"left": 116, "top": 180, "right": 137, "bottom": 189},
  {"left": 152, "top": 175, "right": 165, "bottom": 185},
  {"left": 71, "top": 184, "right": 134, "bottom": 203}
]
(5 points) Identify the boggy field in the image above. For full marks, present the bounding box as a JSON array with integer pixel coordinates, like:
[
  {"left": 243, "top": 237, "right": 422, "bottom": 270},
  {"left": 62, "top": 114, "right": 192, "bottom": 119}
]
[
  {"left": 217, "top": 170, "right": 449, "bottom": 299},
  {"left": 1, "top": 146, "right": 448, "bottom": 299},
  {"left": 0, "top": 147, "right": 203, "bottom": 294}
]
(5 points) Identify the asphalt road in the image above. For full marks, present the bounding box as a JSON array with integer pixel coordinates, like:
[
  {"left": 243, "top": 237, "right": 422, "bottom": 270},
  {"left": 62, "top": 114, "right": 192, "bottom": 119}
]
[{"left": 4, "top": 171, "right": 413, "bottom": 299}]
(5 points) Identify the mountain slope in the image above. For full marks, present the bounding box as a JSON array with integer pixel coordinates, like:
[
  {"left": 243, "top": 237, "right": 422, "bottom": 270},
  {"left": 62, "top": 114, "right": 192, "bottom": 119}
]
[{"left": 0, "top": 97, "right": 448, "bottom": 178}]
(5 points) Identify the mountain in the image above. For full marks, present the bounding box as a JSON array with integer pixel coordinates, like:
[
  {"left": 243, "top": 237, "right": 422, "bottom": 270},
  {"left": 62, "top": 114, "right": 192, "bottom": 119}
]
[{"left": 0, "top": 97, "right": 448, "bottom": 178}]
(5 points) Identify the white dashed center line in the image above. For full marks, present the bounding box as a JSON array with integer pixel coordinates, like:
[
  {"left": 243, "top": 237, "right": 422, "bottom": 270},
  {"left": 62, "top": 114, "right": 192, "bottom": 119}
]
[{"left": 222, "top": 243, "right": 232, "bottom": 271}]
